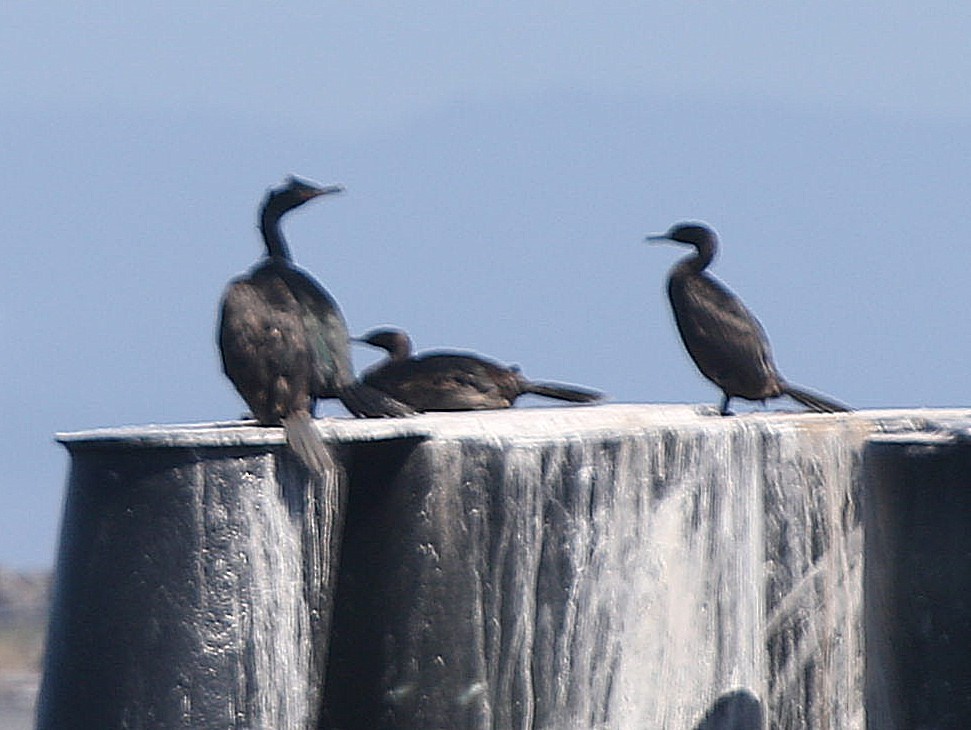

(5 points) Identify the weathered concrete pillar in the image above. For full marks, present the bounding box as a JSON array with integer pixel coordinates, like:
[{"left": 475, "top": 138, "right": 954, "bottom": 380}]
[
  {"left": 37, "top": 424, "right": 367, "bottom": 730},
  {"left": 323, "top": 406, "right": 879, "bottom": 729},
  {"left": 36, "top": 406, "right": 971, "bottom": 729},
  {"left": 864, "top": 432, "right": 971, "bottom": 729}
]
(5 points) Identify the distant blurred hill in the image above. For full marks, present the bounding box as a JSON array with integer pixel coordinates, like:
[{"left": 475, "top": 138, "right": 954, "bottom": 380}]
[
  {"left": 0, "top": 566, "right": 51, "bottom": 729},
  {"left": 0, "top": 568, "right": 50, "bottom": 615}
]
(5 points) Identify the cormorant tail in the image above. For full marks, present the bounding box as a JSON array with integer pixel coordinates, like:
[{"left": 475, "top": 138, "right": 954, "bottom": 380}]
[
  {"left": 338, "top": 382, "right": 415, "bottom": 418},
  {"left": 282, "top": 411, "right": 334, "bottom": 476},
  {"left": 523, "top": 381, "right": 604, "bottom": 404},
  {"left": 782, "top": 384, "right": 850, "bottom": 414}
]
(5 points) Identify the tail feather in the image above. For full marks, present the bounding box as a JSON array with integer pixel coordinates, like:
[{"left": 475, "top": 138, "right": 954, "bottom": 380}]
[
  {"left": 283, "top": 411, "right": 334, "bottom": 476},
  {"left": 523, "top": 381, "right": 604, "bottom": 404},
  {"left": 783, "top": 384, "right": 850, "bottom": 414},
  {"left": 338, "top": 382, "right": 415, "bottom": 418}
]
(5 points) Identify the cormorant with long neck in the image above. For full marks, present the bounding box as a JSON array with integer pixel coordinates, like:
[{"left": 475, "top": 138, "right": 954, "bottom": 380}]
[
  {"left": 218, "top": 176, "right": 411, "bottom": 473},
  {"left": 646, "top": 222, "right": 848, "bottom": 416},
  {"left": 356, "top": 327, "right": 604, "bottom": 412}
]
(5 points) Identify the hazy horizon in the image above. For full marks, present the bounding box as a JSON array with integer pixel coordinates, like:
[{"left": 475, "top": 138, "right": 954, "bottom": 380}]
[{"left": 4, "top": 4, "right": 971, "bottom": 568}]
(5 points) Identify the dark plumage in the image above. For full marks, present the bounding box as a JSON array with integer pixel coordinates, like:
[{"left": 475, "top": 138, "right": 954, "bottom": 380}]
[
  {"left": 647, "top": 222, "right": 848, "bottom": 416},
  {"left": 218, "top": 176, "right": 411, "bottom": 472},
  {"left": 357, "top": 327, "right": 604, "bottom": 412}
]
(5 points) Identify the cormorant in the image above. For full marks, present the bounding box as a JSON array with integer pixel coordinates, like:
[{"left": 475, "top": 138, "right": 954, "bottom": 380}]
[
  {"left": 646, "top": 222, "right": 848, "bottom": 416},
  {"left": 218, "top": 176, "right": 412, "bottom": 474},
  {"left": 356, "top": 327, "right": 604, "bottom": 412}
]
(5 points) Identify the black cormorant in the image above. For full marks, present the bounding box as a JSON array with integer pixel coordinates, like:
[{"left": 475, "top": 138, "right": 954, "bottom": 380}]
[
  {"left": 647, "top": 222, "right": 848, "bottom": 416},
  {"left": 218, "top": 176, "right": 411, "bottom": 473},
  {"left": 356, "top": 327, "right": 604, "bottom": 412}
]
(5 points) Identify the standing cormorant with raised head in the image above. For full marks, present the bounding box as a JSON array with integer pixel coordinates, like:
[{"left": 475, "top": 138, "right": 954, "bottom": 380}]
[
  {"left": 356, "top": 326, "right": 604, "bottom": 412},
  {"left": 218, "top": 176, "right": 412, "bottom": 474},
  {"left": 647, "top": 222, "right": 848, "bottom": 416}
]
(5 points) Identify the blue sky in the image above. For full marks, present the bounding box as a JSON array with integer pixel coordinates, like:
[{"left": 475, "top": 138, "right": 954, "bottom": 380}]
[{"left": 3, "top": 4, "right": 971, "bottom": 568}]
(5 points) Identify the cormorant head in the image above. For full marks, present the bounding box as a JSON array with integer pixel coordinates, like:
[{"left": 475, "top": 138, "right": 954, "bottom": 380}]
[
  {"left": 262, "top": 175, "right": 344, "bottom": 220},
  {"left": 356, "top": 327, "right": 414, "bottom": 362},
  {"left": 645, "top": 222, "right": 718, "bottom": 249}
]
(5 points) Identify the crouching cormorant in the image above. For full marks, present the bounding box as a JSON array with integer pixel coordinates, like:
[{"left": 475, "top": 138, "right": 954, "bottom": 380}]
[
  {"left": 218, "top": 176, "right": 412, "bottom": 474},
  {"left": 356, "top": 327, "right": 604, "bottom": 412},
  {"left": 646, "top": 222, "right": 849, "bottom": 416}
]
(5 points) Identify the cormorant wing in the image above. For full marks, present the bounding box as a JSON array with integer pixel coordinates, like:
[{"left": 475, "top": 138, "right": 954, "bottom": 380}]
[
  {"left": 218, "top": 278, "right": 313, "bottom": 423},
  {"left": 415, "top": 354, "right": 505, "bottom": 396},
  {"left": 363, "top": 354, "right": 510, "bottom": 411},
  {"left": 670, "top": 273, "right": 777, "bottom": 391},
  {"left": 274, "top": 264, "right": 357, "bottom": 393}
]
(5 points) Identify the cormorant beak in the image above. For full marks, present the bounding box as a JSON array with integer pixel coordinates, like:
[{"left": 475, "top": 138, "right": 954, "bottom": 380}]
[
  {"left": 645, "top": 233, "right": 671, "bottom": 244},
  {"left": 307, "top": 183, "right": 345, "bottom": 199}
]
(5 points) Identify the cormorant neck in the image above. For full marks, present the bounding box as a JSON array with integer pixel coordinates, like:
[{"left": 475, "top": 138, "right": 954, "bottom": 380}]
[
  {"left": 389, "top": 336, "right": 412, "bottom": 361},
  {"left": 259, "top": 205, "right": 291, "bottom": 261},
  {"left": 685, "top": 235, "right": 716, "bottom": 272}
]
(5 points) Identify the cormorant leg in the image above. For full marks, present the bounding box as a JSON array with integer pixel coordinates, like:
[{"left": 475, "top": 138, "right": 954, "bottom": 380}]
[{"left": 719, "top": 394, "right": 733, "bottom": 416}]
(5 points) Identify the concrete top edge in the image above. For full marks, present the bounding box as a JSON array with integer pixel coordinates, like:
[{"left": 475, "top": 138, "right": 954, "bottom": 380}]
[
  {"left": 868, "top": 430, "right": 971, "bottom": 446},
  {"left": 55, "top": 404, "right": 701, "bottom": 449},
  {"left": 55, "top": 404, "right": 971, "bottom": 450}
]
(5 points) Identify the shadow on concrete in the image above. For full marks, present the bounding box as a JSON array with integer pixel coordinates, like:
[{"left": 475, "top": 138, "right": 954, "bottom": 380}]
[{"left": 692, "top": 689, "right": 764, "bottom": 730}]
